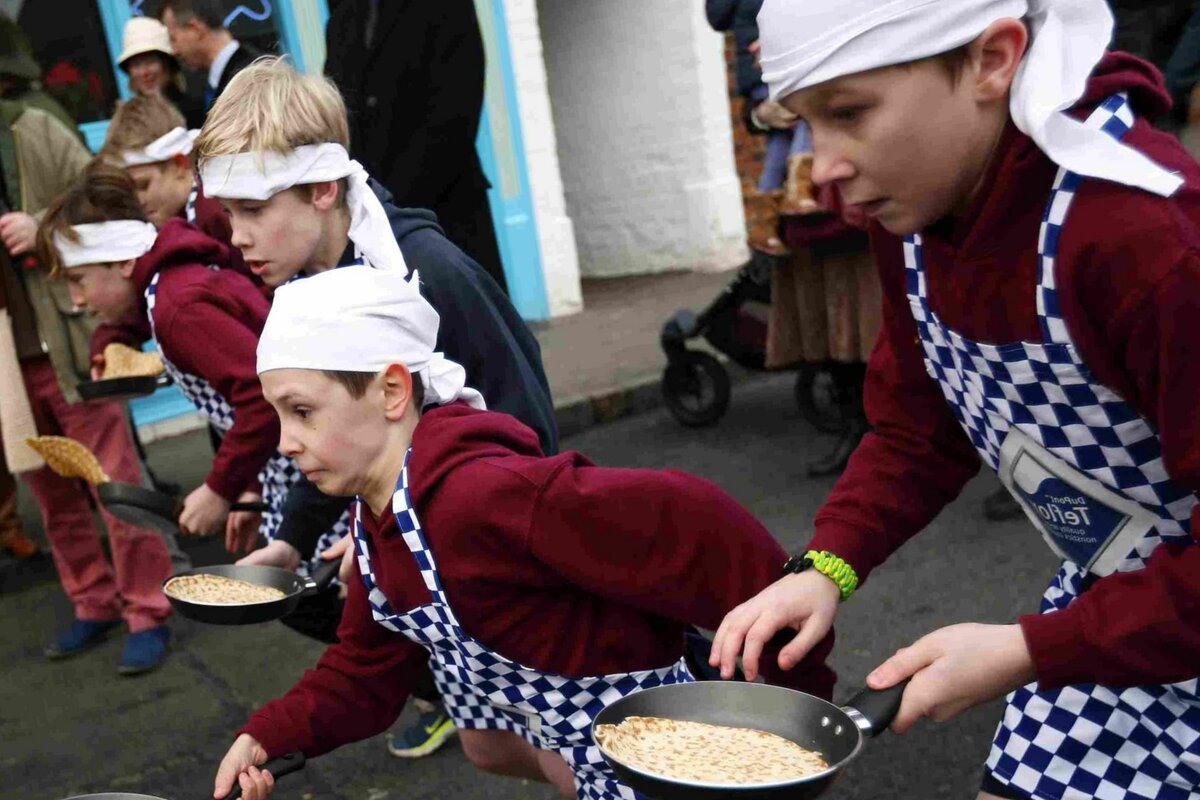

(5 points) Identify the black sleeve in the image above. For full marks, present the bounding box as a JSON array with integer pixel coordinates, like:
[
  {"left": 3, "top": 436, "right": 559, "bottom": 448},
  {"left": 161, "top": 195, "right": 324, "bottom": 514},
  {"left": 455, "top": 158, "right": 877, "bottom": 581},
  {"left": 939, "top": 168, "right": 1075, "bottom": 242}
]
[
  {"left": 705, "top": 0, "right": 738, "bottom": 31},
  {"left": 276, "top": 476, "right": 354, "bottom": 557},
  {"left": 406, "top": 231, "right": 559, "bottom": 455}
]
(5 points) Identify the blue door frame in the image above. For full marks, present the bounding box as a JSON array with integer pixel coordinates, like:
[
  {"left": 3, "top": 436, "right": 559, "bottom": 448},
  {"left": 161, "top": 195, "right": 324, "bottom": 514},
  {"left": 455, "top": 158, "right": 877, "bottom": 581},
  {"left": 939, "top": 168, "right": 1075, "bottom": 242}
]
[{"left": 88, "top": 0, "right": 548, "bottom": 426}]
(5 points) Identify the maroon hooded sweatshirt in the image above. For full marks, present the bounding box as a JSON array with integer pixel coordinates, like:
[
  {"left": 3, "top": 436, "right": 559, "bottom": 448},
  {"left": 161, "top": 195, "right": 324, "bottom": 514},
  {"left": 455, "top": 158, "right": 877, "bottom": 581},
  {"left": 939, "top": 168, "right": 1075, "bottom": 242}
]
[
  {"left": 240, "top": 404, "right": 836, "bottom": 759},
  {"left": 130, "top": 219, "right": 279, "bottom": 501},
  {"left": 808, "top": 53, "right": 1200, "bottom": 690}
]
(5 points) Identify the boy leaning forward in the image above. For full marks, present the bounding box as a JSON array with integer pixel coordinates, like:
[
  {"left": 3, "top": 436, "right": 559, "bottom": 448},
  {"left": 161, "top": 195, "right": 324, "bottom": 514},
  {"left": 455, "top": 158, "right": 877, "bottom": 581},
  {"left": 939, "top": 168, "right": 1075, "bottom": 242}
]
[
  {"left": 713, "top": 2, "right": 1200, "bottom": 799},
  {"left": 211, "top": 266, "right": 834, "bottom": 800}
]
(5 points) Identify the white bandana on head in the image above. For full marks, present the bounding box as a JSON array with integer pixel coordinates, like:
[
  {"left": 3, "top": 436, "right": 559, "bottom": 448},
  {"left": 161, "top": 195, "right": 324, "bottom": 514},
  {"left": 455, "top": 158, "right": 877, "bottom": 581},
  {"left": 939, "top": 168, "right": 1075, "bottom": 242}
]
[
  {"left": 53, "top": 221, "right": 159, "bottom": 268},
  {"left": 256, "top": 264, "right": 484, "bottom": 410},
  {"left": 121, "top": 127, "right": 199, "bottom": 167},
  {"left": 199, "top": 144, "right": 409, "bottom": 273},
  {"left": 758, "top": 0, "right": 1183, "bottom": 197}
]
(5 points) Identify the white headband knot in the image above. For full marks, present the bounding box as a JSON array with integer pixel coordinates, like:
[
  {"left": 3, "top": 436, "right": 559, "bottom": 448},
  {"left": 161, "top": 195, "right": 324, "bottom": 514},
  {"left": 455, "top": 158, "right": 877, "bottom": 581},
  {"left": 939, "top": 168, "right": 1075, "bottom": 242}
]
[
  {"left": 53, "top": 221, "right": 158, "bottom": 268},
  {"left": 757, "top": 0, "right": 1183, "bottom": 197},
  {"left": 122, "top": 127, "right": 198, "bottom": 167},
  {"left": 257, "top": 264, "right": 484, "bottom": 411},
  {"left": 199, "top": 143, "right": 408, "bottom": 273}
]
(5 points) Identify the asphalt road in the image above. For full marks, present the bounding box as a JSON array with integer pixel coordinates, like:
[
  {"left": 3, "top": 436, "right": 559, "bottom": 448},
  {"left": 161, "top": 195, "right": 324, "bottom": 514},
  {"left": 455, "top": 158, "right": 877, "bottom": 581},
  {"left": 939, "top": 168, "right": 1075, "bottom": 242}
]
[{"left": 1, "top": 372, "right": 1058, "bottom": 800}]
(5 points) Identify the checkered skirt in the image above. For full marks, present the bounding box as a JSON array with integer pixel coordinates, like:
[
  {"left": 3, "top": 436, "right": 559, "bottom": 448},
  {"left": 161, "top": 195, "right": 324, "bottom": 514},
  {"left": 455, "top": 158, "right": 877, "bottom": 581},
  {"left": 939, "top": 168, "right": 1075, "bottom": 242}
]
[
  {"left": 352, "top": 450, "right": 694, "bottom": 800},
  {"left": 904, "top": 94, "right": 1199, "bottom": 799},
  {"left": 145, "top": 273, "right": 348, "bottom": 571}
]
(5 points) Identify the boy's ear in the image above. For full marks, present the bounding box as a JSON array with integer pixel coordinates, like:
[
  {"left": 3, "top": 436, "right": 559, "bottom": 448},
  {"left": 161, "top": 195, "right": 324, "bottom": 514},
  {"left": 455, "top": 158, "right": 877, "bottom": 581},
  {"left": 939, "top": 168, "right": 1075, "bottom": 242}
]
[
  {"left": 381, "top": 363, "right": 416, "bottom": 421},
  {"left": 117, "top": 258, "right": 138, "bottom": 279},
  {"left": 971, "top": 18, "right": 1028, "bottom": 103},
  {"left": 168, "top": 153, "right": 192, "bottom": 175},
  {"left": 310, "top": 180, "right": 341, "bottom": 212}
]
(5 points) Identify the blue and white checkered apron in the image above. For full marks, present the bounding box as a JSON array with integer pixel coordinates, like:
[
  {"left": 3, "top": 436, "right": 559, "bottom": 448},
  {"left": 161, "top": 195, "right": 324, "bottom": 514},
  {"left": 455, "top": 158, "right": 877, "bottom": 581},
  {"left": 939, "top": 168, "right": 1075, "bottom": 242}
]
[
  {"left": 352, "top": 449, "right": 694, "bottom": 800},
  {"left": 185, "top": 178, "right": 198, "bottom": 225},
  {"left": 904, "top": 94, "right": 1199, "bottom": 800},
  {"left": 144, "top": 272, "right": 348, "bottom": 572}
]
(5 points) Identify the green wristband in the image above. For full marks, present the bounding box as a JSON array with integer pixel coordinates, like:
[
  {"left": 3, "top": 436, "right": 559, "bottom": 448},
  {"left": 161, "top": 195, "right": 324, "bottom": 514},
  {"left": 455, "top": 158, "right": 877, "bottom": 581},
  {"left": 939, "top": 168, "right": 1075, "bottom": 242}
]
[{"left": 804, "top": 550, "right": 858, "bottom": 601}]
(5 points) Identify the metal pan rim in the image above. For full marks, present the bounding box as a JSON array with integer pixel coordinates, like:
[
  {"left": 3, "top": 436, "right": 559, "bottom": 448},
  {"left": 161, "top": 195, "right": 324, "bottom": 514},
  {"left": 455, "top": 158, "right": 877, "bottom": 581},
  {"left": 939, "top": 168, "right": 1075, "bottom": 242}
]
[{"left": 592, "top": 682, "right": 866, "bottom": 790}]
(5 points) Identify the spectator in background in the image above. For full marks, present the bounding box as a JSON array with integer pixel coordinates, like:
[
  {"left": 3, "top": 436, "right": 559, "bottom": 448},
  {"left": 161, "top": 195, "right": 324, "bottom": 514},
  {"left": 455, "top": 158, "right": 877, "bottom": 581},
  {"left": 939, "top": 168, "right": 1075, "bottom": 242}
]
[
  {"left": 0, "top": 99, "right": 175, "bottom": 673},
  {"left": 117, "top": 16, "right": 204, "bottom": 129},
  {"left": 0, "top": 13, "right": 77, "bottom": 135},
  {"left": 157, "top": 0, "right": 262, "bottom": 111},
  {"left": 1109, "top": 0, "right": 1196, "bottom": 74},
  {"left": 324, "top": 0, "right": 507, "bottom": 292}
]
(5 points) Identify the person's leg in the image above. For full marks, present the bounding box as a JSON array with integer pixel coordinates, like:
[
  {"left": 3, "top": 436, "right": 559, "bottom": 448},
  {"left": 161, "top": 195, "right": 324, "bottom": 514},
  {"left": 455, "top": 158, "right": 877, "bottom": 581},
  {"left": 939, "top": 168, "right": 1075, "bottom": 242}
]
[
  {"left": 387, "top": 661, "right": 456, "bottom": 758},
  {"left": 38, "top": 363, "right": 172, "bottom": 634},
  {"left": 458, "top": 729, "right": 575, "bottom": 798},
  {"left": 19, "top": 359, "right": 123, "bottom": 629},
  {"left": 433, "top": 185, "right": 508, "bottom": 294},
  {"left": 0, "top": 443, "right": 37, "bottom": 558}
]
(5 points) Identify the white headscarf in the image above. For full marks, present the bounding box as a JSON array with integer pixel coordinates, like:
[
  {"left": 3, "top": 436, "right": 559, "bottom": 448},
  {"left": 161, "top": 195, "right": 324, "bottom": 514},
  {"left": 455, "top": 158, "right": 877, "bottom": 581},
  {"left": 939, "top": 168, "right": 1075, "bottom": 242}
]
[
  {"left": 757, "top": 0, "right": 1183, "bottom": 197},
  {"left": 256, "top": 264, "right": 485, "bottom": 410},
  {"left": 53, "top": 221, "right": 159, "bottom": 268},
  {"left": 121, "top": 127, "right": 198, "bottom": 167},
  {"left": 199, "top": 143, "right": 409, "bottom": 273}
]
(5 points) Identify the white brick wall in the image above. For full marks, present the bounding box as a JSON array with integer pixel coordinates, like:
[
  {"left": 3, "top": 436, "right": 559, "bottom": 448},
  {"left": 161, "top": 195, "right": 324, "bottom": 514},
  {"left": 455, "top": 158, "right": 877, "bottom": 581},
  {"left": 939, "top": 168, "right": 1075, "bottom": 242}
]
[
  {"left": 534, "top": 0, "right": 748, "bottom": 278},
  {"left": 500, "top": 0, "right": 584, "bottom": 318}
]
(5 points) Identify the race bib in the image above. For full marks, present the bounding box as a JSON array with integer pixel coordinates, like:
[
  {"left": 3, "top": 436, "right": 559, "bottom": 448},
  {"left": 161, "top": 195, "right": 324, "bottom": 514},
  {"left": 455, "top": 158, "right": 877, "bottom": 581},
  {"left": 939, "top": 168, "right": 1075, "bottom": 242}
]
[{"left": 998, "top": 428, "right": 1159, "bottom": 577}]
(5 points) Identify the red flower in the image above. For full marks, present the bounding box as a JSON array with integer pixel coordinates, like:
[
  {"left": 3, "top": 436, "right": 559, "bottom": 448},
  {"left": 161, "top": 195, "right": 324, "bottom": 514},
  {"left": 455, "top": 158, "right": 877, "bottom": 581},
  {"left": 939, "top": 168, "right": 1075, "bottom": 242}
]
[{"left": 43, "top": 61, "right": 83, "bottom": 89}]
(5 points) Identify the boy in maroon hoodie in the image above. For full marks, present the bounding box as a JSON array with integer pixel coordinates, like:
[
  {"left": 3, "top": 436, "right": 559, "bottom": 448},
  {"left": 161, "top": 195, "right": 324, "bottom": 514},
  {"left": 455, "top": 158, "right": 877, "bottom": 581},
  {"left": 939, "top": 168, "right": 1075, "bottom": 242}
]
[
  {"left": 89, "top": 94, "right": 253, "bottom": 374},
  {"left": 37, "top": 165, "right": 347, "bottom": 598},
  {"left": 713, "top": 3, "right": 1200, "bottom": 799},
  {"left": 210, "top": 264, "right": 835, "bottom": 800}
]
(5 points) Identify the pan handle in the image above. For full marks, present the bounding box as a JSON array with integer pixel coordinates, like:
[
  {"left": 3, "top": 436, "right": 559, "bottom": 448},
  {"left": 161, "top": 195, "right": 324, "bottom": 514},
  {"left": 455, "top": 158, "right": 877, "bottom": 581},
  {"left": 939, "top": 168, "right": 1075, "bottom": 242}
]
[
  {"left": 301, "top": 556, "right": 343, "bottom": 595},
  {"left": 230, "top": 501, "right": 270, "bottom": 513},
  {"left": 840, "top": 679, "right": 910, "bottom": 738},
  {"left": 226, "top": 751, "right": 306, "bottom": 800}
]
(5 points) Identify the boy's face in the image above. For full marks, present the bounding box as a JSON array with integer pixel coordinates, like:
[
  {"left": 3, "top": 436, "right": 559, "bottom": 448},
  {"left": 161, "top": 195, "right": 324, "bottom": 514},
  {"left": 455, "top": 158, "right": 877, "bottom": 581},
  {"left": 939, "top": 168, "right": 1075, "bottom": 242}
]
[
  {"left": 65, "top": 261, "right": 139, "bottom": 324},
  {"left": 784, "top": 60, "right": 994, "bottom": 235},
  {"left": 220, "top": 189, "right": 324, "bottom": 287},
  {"left": 128, "top": 159, "right": 193, "bottom": 228},
  {"left": 261, "top": 369, "right": 388, "bottom": 498}
]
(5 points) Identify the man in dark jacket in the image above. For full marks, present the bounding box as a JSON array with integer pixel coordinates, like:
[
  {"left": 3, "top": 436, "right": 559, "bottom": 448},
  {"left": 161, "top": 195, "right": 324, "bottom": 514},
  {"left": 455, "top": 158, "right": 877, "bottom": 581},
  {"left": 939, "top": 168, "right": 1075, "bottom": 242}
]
[
  {"left": 324, "top": 0, "right": 507, "bottom": 292},
  {"left": 157, "top": 0, "right": 263, "bottom": 110}
]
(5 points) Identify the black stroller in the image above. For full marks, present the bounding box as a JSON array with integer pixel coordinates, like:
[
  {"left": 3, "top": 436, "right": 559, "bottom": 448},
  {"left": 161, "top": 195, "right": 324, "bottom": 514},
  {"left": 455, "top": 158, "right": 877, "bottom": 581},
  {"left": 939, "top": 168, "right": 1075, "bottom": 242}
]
[{"left": 658, "top": 248, "right": 847, "bottom": 435}]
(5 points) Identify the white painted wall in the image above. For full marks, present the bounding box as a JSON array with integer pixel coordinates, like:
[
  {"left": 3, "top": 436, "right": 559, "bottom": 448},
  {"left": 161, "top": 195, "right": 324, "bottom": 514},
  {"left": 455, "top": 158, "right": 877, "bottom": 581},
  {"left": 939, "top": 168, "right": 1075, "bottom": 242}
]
[
  {"left": 535, "top": 0, "right": 747, "bottom": 278},
  {"left": 500, "top": 0, "right": 583, "bottom": 317}
]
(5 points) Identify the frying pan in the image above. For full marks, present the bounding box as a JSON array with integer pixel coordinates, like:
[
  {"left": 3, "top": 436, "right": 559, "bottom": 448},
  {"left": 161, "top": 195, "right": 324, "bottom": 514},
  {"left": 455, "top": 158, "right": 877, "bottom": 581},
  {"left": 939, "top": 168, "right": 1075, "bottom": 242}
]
[
  {"left": 77, "top": 374, "right": 173, "bottom": 402},
  {"left": 592, "top": 679, "right": 907, "bottom": 799},
  {"left": 63, "top": 751, "right": 305, "bottom": 800},
  {"left": 163, "top": 559, "right": 342, "bottom": 625},
  {"left": 97, "top": 482, "right": 269, "bottom": 535}
]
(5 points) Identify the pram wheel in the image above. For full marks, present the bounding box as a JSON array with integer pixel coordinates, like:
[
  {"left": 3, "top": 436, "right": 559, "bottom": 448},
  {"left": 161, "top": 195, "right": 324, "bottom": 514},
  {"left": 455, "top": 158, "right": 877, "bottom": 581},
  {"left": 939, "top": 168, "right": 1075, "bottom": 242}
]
[{"left": 662, "top": 351, "right": 731, "bottom": 427}]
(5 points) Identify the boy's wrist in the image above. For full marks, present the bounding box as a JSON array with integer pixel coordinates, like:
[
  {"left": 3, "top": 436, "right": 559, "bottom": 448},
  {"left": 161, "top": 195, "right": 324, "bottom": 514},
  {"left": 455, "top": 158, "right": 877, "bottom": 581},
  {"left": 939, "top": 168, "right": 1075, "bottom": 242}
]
[{"left": 783, "top": 550, "right": 859, "bottom": 600}]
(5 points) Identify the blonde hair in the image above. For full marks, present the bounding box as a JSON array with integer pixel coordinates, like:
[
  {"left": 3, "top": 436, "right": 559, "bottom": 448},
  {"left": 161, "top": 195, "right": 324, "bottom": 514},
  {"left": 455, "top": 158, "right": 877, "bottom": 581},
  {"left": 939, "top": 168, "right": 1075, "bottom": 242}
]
[
  {"left": 99, "top": 94, "right": 186, "bottom": 163},
  {"left": 195, "top": 56, "right": 350, "bottom": 160}
]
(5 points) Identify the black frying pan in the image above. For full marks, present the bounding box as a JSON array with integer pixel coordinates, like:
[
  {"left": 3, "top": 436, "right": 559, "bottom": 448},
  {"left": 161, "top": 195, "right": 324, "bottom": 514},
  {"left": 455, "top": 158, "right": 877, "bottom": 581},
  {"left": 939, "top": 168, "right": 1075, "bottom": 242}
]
[
  {"left": 592, "top": 680, "right": 906, "bottom": 799},
  {"left": 163, "top": 560, "right": 342, "bottom": 625},
  {"left": 97, "top": 482, "right": 269, "bottom": 535},
  {"left": 63, "top": 751, "right": 305, "bottom": 800},
  {"left": 77, "top": 374, "right": 173, "bottom": 402}
]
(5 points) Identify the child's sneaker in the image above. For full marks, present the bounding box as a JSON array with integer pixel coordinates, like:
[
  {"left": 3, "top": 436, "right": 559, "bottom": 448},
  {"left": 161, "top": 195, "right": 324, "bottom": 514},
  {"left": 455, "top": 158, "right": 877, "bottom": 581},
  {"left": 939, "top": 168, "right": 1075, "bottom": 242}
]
[
  {"left": 386, "top": 708, "right": 457, "bottom": 758},
  {"left": 45, "top": 618, "right": 121, "bottom": 659},
  {"left": 117, "top": 625, "right": 171, "bottom": 675}
]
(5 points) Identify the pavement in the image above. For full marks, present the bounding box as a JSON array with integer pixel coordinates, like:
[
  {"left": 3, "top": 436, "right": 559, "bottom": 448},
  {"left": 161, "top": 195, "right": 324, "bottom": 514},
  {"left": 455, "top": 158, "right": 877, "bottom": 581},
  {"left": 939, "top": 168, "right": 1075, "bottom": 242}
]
[{"left": 0, "top": 371, "right": 1059, "bottom": 800}]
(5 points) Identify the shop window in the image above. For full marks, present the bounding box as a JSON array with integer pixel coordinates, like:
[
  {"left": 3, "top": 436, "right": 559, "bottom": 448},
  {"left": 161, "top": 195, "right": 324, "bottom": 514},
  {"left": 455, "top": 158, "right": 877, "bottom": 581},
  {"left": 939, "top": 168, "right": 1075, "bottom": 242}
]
[{"left": 14, "top": 1, "right": 119, "bottom": 124}]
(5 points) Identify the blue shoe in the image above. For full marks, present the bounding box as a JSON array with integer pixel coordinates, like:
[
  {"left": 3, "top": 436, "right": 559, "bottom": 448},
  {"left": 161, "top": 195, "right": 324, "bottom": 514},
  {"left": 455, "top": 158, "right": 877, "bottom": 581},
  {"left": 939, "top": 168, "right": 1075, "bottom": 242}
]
[
  {"left": 45, "top": 619, "right": 121, "bottom": 659},
  {"left": 386, "top": 708, "right": 457, "bottom": 758},
  {"left": 117, "top": 625, "right": 171, "bottom": 675}
]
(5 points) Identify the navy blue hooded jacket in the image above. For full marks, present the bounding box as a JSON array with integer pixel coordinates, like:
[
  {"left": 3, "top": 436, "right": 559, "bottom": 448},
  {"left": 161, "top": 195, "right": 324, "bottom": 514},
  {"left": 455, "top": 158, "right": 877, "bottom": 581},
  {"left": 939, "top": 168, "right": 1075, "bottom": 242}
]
[{"left": 276, "top": 181, "right": 557, "bottom": 553}]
